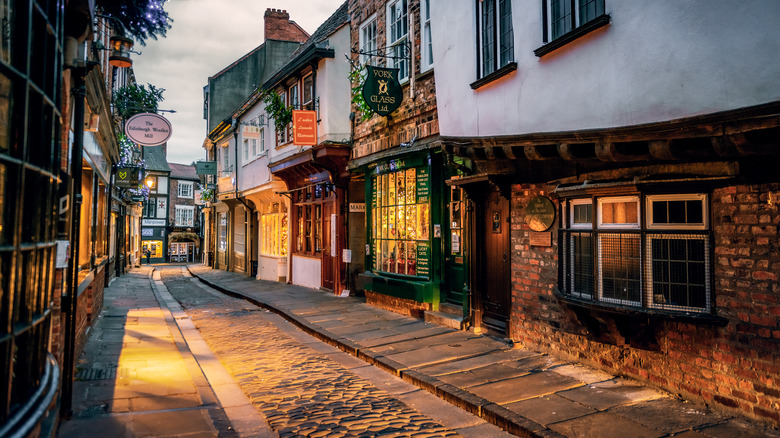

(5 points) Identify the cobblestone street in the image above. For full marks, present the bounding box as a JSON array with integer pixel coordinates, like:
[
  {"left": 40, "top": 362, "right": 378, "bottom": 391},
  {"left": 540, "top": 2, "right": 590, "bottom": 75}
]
[{"left": 159, "top": 266, "right": 511, "bottom": 437}]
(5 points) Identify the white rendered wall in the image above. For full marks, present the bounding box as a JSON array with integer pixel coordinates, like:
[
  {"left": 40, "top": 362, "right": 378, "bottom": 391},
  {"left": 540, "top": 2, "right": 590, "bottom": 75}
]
[
  {"left": 431, "top": 0, "right": 780, "bottom": 137},
  {"left": 258, "top": 255, "right": 286, "bottom": 282},
  {"left": 316, "top": 25, "right": 352, "bottom": 144},
  {"left": 237, "top": 103, "right": 273, "bottom": 193},
  {"left": 292, "top": 255, "right": 322, "bottom": 289}
]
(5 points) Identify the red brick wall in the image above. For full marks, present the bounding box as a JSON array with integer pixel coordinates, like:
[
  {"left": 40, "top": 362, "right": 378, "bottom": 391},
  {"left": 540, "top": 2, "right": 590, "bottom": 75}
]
[
  {"left": 349, "top": 0, "right": 439, "bottom": 160},
  {"left": 264, "top": 9, "right": 309, "bottom": 43},
  {"left": 509, "top": 183, "right": 780, "bottom": 426}
]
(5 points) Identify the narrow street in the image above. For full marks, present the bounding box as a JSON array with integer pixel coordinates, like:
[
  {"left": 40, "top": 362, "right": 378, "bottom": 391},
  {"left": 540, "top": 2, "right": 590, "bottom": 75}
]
[
  {"left": 159, "top": 266, "right": 512, "bottom": 437},
  {"left": 59, "top": 266, "right": 512, "bottom": 437}
]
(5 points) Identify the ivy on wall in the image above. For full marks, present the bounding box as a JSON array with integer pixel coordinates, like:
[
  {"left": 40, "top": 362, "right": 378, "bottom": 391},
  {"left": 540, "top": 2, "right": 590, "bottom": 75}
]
[{"left": 261, "top": 90, "right": 293, "bottom": 133}]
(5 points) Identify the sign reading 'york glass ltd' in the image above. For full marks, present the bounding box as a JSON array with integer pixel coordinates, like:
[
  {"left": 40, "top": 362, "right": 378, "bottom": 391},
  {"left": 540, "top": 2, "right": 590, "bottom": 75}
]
[
  {"left": 125, "top": 112, "right": 172, "bottom": 146},
  {"left": 362, "top": 66, "right": 403, "bottom": 116}
]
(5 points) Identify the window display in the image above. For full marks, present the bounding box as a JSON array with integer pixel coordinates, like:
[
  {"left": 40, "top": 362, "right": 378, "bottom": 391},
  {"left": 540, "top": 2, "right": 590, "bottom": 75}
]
[
  {"left": 372, "top": 166, "right": 430, "bottom": 277},
  {"left": 261, "top": 202, "right": 288, "bottom": 256}
]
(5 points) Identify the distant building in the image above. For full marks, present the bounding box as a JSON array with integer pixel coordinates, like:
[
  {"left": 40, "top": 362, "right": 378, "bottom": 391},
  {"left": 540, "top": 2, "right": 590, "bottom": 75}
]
[
  {"left": 167, "top": 163, "right": 202, "bottom": 262},
  {"left": 140, "top": 146, "right": 171, "bottom": 263}
]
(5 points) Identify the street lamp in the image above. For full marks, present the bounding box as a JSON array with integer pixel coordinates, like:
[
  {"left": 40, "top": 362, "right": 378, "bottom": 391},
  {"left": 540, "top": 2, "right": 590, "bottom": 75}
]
[
  {"left": 145, "top": 177, "right": 155, "bottom": 189},
  {"left": 108, "top": 35, "right": 134, "bottom": 68}
]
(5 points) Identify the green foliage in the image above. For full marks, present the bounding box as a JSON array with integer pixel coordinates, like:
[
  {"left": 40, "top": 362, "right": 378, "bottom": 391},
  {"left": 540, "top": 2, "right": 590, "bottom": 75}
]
[
  {"left": 96, "top": 0, "right": 172, "bottom": 46},
  {"left": 113, "top": 83, "right": 165, "bottom": 120},
  {"left": 261, "top": 90, "right": 293, "bottom": 133},
  {"left": 348, "top": 60, "right": 373, "bottom": 122}
]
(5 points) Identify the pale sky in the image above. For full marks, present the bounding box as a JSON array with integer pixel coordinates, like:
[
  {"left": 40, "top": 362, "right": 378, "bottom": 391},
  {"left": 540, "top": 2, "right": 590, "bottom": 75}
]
[{"left": 132, "top": 0, "right": 346, "bottom": 165}]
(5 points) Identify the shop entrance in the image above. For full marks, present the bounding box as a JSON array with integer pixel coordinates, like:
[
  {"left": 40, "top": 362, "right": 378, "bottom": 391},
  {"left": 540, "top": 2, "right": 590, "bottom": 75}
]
[
  {"left": 478, "top": 190, "right": 511, "bottom": 333},
  {"left": 444, "top": 186, "right": 466, "bottom": 307}
]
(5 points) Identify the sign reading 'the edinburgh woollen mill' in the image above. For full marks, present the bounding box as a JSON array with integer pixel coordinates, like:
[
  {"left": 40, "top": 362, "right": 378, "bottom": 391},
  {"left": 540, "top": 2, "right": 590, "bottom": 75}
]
[
  {"left": 362, "top": 65, "right": 403, "bottom": 116},
  {"left": 125, "top": 112, "right": 172, "bottom": 146}
]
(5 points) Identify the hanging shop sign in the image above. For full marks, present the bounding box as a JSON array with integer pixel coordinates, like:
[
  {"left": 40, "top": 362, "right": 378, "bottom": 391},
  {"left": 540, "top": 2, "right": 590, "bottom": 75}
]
[
  {"left": 292, "top": 110, "right": 318, "bottom": 146},
  {"left": 525, "top": 196, "right": 556, "bottom": 232},
  {"left": 362, "top": 66, "right": 403, "bottom": 116},
  {"left": 195, "top": 161, "right": 217, "bottom": 175},
  {"left": 125, "top": 112, "right": 172, "bottom": 146},
  {"left": 115, "top": 166, "right": 143, "bottom": 188}
]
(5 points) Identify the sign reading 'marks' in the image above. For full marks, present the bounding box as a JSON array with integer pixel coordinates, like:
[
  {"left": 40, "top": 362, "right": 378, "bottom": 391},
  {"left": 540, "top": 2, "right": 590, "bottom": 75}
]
[
  {"left": 362, "top": 66, "right": 402, "bottom": 116},
  {"left": 125, "top": 112, "right": 172, "bottom": 146}
]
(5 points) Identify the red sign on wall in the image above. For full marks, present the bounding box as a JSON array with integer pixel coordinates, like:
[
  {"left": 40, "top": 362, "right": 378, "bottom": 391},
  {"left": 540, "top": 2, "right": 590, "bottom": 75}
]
[{"left": 292, "top": 110, "right": 317, "bottom": 146}]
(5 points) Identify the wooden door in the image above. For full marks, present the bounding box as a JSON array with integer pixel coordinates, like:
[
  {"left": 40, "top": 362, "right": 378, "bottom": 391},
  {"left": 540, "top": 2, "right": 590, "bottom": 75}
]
[
  {"left": 321, "top": 203, "right": 335, "bottom": 291},
  {"left": 480, "top": 191, "right": 510, "bottom": 333}
]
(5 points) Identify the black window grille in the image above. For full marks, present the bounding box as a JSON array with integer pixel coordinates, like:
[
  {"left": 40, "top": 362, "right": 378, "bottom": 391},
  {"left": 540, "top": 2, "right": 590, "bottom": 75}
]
[
  {"left": 559, "top": 194, "right": 711, "bottom": 313},
  {"left": 545, "top": 0, "right": 606, "bottom": 42},
  {"left": 0, "top": 0, "right": 62, "bottom": 424}
]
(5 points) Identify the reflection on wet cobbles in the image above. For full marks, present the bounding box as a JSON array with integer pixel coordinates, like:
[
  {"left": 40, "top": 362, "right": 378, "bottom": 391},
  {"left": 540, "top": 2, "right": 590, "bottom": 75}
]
[{"left": 161, "top": 271, "right": 459, "bottom": 438}]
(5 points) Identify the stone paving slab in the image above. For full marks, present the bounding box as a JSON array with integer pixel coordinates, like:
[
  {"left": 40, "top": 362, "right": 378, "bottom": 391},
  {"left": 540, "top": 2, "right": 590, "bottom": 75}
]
[{"left": 187, "top": 264, "right": 780, "bottom": 438}]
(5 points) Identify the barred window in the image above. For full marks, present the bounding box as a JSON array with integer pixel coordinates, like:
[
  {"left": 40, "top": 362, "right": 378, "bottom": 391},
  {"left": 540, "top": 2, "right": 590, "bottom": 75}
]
[{"left": 560, "top": 193, "right": 710, "bottom": 313}]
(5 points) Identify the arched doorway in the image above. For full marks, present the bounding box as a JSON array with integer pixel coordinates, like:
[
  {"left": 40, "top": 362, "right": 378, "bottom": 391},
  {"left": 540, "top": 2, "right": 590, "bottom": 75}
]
[{"left": 168, "top": 232, "right": 201, "bottom": 263}]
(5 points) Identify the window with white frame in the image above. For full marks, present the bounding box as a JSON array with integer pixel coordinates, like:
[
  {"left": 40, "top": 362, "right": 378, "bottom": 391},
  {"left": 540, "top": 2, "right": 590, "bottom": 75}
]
[
  {"left": 243, "top": 138, "right": 250, "bottom": 163},
  {"left": 543, "top": 0, "right": 605, "bottom": 42},
  {"left": 250, "top": 138, "right": 258, "bottom": 157},
  {"left": 420, "top": 0, "right": 433, "bottom": 72},
  {"left": 259, "top": 128, "right": 265, "bottom": 153},
  {"left": 175, "top": 205, "right": 195, "bottom": 227},
  {"left": 387, "top": 0, "right": 409, "bottom": 81},
  {"left": 359, "top": 13, "right": 379, "bottom": 66},
  {"left": 178, "top": 181, "right": 194, "bottom": 198},
  {"left": 560, "top": 192, "right": 710, "bottom": 313},
  {"left": 477, "top": 0, "right": 514, "bottom": 79}
]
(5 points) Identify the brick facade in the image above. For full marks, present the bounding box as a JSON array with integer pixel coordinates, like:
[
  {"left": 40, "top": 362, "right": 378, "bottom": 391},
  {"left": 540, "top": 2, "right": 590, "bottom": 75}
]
[
  {"left": 348, "top": 0, "right": 439, "bottom": 161},
  {"left": 264, "top": 9, "right": 309, "bottom": 43},
  {"left": 508, "top": 182, "right": 780, "bottom": 425},
  {"left": 365, "top": 290, "right": 431, "bottom": 318}
]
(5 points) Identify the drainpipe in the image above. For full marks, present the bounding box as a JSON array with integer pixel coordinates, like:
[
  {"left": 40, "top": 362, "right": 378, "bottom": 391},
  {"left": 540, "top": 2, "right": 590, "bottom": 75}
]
[{"left": 62, "top": 67, "right": 86, "bottom": 418}]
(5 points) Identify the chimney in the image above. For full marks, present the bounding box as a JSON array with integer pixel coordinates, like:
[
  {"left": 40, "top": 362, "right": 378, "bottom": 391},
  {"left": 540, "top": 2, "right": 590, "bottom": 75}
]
[{"left": 264, "top": 8, "right": 309, "bottom": 43}]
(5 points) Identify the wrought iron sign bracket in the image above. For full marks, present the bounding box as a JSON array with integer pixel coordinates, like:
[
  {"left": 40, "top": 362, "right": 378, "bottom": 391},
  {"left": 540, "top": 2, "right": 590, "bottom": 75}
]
[{"left": 351, "top": 41, "right": 411, "bottom": 64}]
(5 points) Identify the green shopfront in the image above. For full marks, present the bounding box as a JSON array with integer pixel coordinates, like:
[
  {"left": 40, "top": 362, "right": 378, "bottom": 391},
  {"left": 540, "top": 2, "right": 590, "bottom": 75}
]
[{"left": 357, "top": 150, "right": 467, "bottom": 316}]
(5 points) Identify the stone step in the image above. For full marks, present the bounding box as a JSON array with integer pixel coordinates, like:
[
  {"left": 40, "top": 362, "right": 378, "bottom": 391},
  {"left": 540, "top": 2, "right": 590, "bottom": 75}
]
[
  {"left": 439, "top": 303, "right": 463, "bottom": 317},
  {"left": 424, "top": 310, "right": 466, "bottom": 330}
]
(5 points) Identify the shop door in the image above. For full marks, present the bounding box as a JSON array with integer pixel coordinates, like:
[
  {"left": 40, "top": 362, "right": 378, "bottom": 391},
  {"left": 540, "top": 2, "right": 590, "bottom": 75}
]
[
  {"left": 444, "top": 186, "right": 466, "bottom": 306},
  {"left": 321, "top": 203, "right": 335, "bottom": 291},
  {"left": 480, "top": 191, "right": 510, "bottom": 333}
]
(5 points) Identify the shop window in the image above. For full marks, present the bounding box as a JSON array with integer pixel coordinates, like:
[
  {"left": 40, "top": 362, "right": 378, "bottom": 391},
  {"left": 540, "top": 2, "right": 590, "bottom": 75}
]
[
  {"left": 261, "top": 202, "right": 288, "bottom": 256},
  {"left": 218, "top": 213, "right": 228, "bottom": 252},
  {"left": 371, "top": 166, "right": 430, "bottom": 277},
  {"left": 294, "top": 185, "right": 331, "bottom": 256},
  {"left": 560, "top": 193, "right": 711, "bottom": 313},
  {"left": 450, "top": 186, "right": 463, "bottom": 255}
]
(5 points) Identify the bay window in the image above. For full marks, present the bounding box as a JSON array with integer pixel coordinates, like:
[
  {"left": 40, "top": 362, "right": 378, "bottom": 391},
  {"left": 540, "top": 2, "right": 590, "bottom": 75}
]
[{"left": 560, "top": 193, "right": 711, "bottom": 313}]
